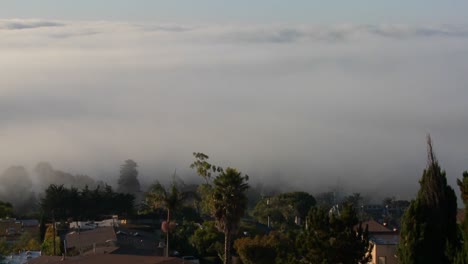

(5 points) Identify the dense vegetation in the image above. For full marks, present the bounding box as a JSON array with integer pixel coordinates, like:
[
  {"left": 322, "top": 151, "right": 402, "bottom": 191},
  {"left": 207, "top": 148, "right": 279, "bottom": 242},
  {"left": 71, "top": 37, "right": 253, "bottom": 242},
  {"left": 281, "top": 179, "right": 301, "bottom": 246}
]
[{"left": 0, "top": 137, "right": 467, "bottom": 263}]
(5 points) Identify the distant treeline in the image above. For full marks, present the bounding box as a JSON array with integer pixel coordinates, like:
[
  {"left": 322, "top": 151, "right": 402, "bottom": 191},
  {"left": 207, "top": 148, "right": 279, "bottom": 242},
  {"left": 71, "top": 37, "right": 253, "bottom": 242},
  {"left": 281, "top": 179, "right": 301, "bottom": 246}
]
[{"left": 41, "top": 184, "right": 134, "bottom": 221}]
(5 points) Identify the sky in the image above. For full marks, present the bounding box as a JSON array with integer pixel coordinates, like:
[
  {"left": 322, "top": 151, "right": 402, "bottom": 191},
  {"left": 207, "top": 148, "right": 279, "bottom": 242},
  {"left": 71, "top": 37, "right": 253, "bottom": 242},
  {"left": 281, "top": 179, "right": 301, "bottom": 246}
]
[
  {"left": 2, "top": 0, "right": 468, "bottom": 24},
  {"left": 1, "top": 1, "right": 468, "bottom": 201}
]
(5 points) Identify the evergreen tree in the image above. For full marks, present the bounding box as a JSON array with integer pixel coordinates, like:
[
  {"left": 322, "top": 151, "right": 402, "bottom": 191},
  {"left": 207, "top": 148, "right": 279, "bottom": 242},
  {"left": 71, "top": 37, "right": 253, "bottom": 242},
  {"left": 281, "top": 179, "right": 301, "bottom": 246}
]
[
  {"left": 117, "top": 159, "right": 141, "bottom": 195},
  {"left": 0, "top": 201, "right": 12, "bottom": 218},
  {"left": 298, "top": 203, "right": 372, "bottom": 264},
  {"left": 457, "top": 171, "right": 468, "bottom": 239},
  {"left": 454, "top": 171, "right": 468, "bottom": 263},
  {"left": 398, "top": 135, "right": 459, "bottom": 264}
]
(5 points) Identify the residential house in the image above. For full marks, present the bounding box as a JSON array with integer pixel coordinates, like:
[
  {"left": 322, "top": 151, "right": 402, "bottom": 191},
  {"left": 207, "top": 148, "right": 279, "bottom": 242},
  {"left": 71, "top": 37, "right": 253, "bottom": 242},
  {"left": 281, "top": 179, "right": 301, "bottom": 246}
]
[
  {"left": 21, "top": 219, "right": 40, "bottom": 239},
  {"left": 362, "top": 220, "right": 399, "bottom": 264},
  {"left": 0, "top": 218, "right": 22, "bottom": 237}
]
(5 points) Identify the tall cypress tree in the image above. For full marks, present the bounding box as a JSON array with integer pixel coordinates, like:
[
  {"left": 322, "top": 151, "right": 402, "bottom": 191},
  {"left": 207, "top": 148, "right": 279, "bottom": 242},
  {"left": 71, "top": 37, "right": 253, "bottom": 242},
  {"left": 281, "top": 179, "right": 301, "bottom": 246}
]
[
  {"left": 454, "top": 171, "right": 468, "bottom": 263},
  {"left": 398, "top": 135, "right": 459, "bottom": 264},
  {"left": 117, "top": 159, "right": 141, "bottom": 195}
]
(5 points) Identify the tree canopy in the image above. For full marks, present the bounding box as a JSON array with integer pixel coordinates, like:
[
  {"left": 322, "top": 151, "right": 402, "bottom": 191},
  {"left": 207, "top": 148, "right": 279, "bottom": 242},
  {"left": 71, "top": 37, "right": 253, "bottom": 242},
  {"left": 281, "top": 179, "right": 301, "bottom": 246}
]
[
  {"left": 0, "top": 201, "right": 13, "bottom": 218},
  {"left": 212, "top": 167, "right": 249, "bottom": 264},
  {"left": 190, "top": 152, "right": 223, "bottom": 183},
  {"left": 252, "top": 191, "right": 316, "bottom": 228},
  {"left": 117, "top": 159, "right": 141, "bottom": 195},
  {"left": 455, "top": 171, "right": 468, "bottom": 263},
  {"left": 41, "top": 184, "right": 135, "bottom": 221},
  {"left": 145, "top": 179, "right": 194, "bottom": 256},
  {"left": 398, "top": 136, "right": 459, "bottom": 264},
  {"left": 298, "top": 203, "right": 372, "bottom": 264}
]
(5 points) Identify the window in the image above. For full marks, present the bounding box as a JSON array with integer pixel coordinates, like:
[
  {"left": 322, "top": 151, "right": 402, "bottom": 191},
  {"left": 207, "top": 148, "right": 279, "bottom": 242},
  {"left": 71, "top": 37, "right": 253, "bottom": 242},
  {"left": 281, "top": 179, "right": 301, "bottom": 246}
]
[{"left": 378, "top": 256, "right": 386, "bottom": 264}]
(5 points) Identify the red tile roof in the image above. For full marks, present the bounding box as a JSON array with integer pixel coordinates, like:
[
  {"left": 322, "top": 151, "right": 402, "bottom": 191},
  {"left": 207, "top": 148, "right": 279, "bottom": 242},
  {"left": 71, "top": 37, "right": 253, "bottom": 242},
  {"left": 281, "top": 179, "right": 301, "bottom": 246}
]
[
  {"left": 359, "top": 220, "right": 393, "bottom": 233},
  {"left": 27, "top": 254, "right": 182, "bottom": 264}
]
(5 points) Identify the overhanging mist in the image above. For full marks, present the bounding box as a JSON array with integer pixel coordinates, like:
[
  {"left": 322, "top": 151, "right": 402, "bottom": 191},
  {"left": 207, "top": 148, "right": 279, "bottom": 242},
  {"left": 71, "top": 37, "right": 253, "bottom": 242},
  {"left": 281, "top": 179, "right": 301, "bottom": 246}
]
[{"left": 1, "top": 20, "right": 467, "bottom": 202}]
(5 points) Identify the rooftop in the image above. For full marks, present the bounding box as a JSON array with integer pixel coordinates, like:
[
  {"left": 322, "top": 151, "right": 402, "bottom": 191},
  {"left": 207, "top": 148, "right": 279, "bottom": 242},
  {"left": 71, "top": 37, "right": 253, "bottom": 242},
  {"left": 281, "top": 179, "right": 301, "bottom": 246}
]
[
  {"left": 360, "top": 220, "right": 394, "bottom": 233},
  {"left": 66, "top": 226, "right": 116, "bottom": 249},
  {"left": 27, "top": 254, "right": 182, "bottom": 264}
]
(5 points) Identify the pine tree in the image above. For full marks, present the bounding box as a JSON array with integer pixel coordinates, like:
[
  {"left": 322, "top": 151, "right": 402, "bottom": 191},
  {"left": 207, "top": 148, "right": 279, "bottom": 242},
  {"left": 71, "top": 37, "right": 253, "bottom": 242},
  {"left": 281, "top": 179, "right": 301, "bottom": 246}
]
[
  {"left": 454, "top": 171, "right": 468, "bottom": 263},
  {"left": 398, "top": 135, "right": 459, "bottom": 264},
  {"left": 117, "top": 159, "right": 141, "bottom": 195}
]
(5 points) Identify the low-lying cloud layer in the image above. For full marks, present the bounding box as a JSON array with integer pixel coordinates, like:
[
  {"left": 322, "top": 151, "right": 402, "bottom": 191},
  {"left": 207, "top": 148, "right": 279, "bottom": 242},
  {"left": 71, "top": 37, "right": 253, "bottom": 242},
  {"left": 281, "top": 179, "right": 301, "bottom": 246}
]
[{"left": 1, "top": 19, "right": 467, "bottom": 200}]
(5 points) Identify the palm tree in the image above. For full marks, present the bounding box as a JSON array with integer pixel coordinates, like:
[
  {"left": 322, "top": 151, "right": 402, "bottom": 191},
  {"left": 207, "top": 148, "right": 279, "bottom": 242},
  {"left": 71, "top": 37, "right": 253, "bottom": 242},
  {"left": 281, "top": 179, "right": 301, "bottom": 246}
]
[
  {"left": 212, "top": 168, "right": 249, "bottom": 264},
  {"left": 145, "top": 180, "right": 192, "bottom": 257}
]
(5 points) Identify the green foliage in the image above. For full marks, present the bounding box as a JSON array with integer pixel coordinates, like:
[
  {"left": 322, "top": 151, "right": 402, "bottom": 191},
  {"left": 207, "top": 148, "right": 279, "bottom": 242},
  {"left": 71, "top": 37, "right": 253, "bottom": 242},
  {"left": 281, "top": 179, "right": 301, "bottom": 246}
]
[
  {"left": 278, "top": 192, "right": 316, "bottom": 221},
  {"left": 234, "top": 235, "right": 277, "bottom": 264},
  {"left": 245, "top": 184, "right": 262, "bottom": 211},
  {"left": 459, "top": 171, "right": 468, "bottom": 203},
  {"left": 41, "top": 184, "right": 135, "bottom": 221},
  {"left": 234, "top": 232, "right": 298, "bottom": 264},
  {"left": 190, "top": 152, "right": 223, "bottom": 183},
  {"left": 117, "top": 159, "right": 141, "bottom": 194},
  {"left": 145, "top": 180, "right": 195, "bottom": 220},
  {"left": 398, "top": 136, "right": 459, "bottom": 264},
  {"left": 213, "top": 168, "right": 249, "bottom": 231},
  {"left": 196, "top": 183, "right": 214, "bottom": 216},
  {"left": 458, "top": 171, "right": 468, "bottom": 239},
  {"left": 173, "top": 206, "right": 202, "bottom": 223},
  {"left": 171, "top": 221, "right": 198, "bottom": 256},
  {"left": 0, "top": 237, "right": 11, "bottom": 256},
  {"left": 12, "top": 232, "right": 41, "bottom": 252},
  {"left": 344, "top": 193, "right": 363, "bottom": 209},
  {"left": 252, "top": 198, "right": 287, "bottom": 227},
  {"left": 212, "top": 167, "right": 249, "bottom": 264},
  {"left": 41, "top": 184, "right": 68, "bottom": 220},
  {"left": 298, "top": 204, "right": 372, "bottom": 264},
  {"left": 190, "top": 221, "right": 223, "bottom": 257},
  {"left": 453, "top": 236, "right": 468, "bottom": 264},
  {"left": 41, "top": 225, "right": 62, "bottom": 256},
  {"left": 380, "top": 197, "right": 410, "bottom": 225},
  {"left": 0, "top": 200, "right": 13, "bottom": 218},
  {"left": 237, "top": 220, "right": 267, "bottom": 238},
  {"left": 454, "top": 171, "right": 468, "bottom": 263},
  {"left": 252, "top": 191, "right": 315, "bottom": 228},
  {"left": 145, "top": 178, "right": 195, "bottom": 256}
]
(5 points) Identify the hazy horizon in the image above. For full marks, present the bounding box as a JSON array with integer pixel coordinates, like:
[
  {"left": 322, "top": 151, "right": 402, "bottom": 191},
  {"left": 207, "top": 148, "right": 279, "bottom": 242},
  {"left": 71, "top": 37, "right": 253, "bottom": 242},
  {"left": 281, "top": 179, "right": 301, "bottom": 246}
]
[{"left": 1, "top": 2, "right": 468, "bottom": 204}]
